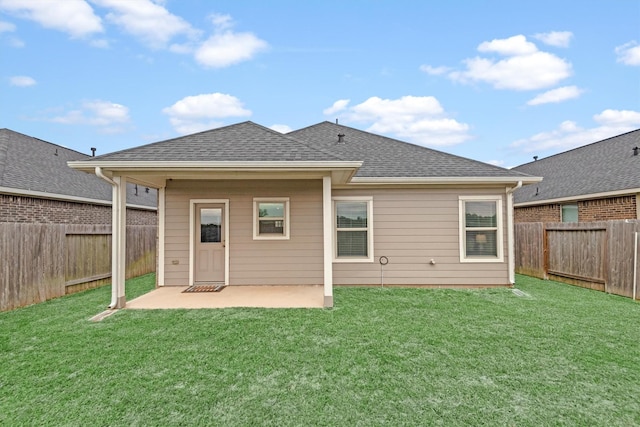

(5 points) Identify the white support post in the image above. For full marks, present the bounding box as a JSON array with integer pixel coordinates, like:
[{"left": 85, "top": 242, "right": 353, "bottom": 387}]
[
  {"left": 322, "top": 175, "right": 333, "bottom": 307},
  {"left": 111, "top": 175, "right": 127, "bottom": 308},
  {"left": 506, "top": 188, "right": 516, "bottom": 285},
  {"left": 157, "top": 186, "right": 166, "bottom": 287}
]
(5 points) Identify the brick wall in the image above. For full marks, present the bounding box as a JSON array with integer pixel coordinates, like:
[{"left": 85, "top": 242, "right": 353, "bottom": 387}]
[
  {"left": 515, "top": 195, "right": 638, "bottom": 223},
  {"left": 515, "top": 204, "right": 560, "bottom": 223},
  {"left": 578, "top": 195, "right": 637, "bottom": 222},
  {"left": 0, "top": 194, "right": 156, "bottom": 225}
]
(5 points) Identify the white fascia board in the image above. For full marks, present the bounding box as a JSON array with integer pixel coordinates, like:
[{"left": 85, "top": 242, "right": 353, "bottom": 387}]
[
  {"left": 514, "top": 188, "right": 640, "bottom": 207},
  {"left": 349, "top": 176, "right": 542, "bottom": 185},
  {"left": 0, "top": 186, "right": 157, "bottom": 211},
  {"left": 67, "top": 160, "right": 363, "bottom": 172}
]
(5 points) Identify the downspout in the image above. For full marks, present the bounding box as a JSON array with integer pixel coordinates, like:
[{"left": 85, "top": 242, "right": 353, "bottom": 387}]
[
  {"left": 506, "top": 181, "right": 523, "bottom": 286},
  {"left": 95, "top": 167, "right": 118, "bottom": 308},
  {"left": 95, "top": 166, "right": 116, "bottom": 186}
]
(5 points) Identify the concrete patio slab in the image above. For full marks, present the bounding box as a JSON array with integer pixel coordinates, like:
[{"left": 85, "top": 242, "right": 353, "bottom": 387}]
[{"left": 126, "top": 285, "right": 325, "bottom": 309}]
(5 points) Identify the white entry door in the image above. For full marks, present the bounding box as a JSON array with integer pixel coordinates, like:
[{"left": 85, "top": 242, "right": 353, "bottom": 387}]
[{"left": 194, "top": 204, "right": 225, "bottom": 284}]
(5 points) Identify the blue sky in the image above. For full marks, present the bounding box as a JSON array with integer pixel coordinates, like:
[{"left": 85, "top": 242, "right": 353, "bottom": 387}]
[{"left": 1, "top": 0, "right": 639, "bottom": 168}]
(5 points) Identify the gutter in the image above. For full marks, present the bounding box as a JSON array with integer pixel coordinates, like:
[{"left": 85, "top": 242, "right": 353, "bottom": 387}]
[
  {"left": 506, "top": 181, "right": 523, "bottom": 285},
  {"left": 95, "top": 167, "right": 119, "bottom": 309}
]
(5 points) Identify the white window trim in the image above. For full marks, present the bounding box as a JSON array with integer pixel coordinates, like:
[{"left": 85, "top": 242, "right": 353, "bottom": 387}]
[
  {"left": 459, "top": 195, "right": 504, "bottom": 263},
  {"left": 253, "top": 197, "right": 290, "bottom": 240},
  {"left": 332, "top": 196, "right": 374, "bottom": 263}
]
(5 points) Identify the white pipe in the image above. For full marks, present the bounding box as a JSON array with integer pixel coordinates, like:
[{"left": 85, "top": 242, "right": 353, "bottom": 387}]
[
  {"left": 506, "top": 181, "right": 523, "bottom": 285},
  {"left": 634, "top": 231, "right": 638, "bottom": 301},
  {"left": 95, "top": 167, "right": 119, "bottom": 308}
]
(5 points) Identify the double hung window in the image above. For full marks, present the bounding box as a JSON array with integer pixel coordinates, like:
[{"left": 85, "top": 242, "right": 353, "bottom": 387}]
[
  {"left": 459, "top": 196, "right": 503, "bottom": 262},
  {"left": 333, "top": 197, "right": 373, "bottom": 262}
]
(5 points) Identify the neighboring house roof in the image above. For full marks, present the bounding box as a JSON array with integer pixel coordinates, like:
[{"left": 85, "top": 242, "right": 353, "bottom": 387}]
[
  {"left": 71, "top": 121, "right": 537, "bottom": 186},
  {"left": 0, "top": 128, "right": 157, "bottom": 208},
  {"left": 289, "top": 121, "right": 535, "bottom": 180},
  {"left": 512, "top": 129, "right": 640, "bottom": 206}
]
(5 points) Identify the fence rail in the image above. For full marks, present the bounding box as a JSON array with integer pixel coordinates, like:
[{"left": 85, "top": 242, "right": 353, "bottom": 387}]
[
  {"left": 515, "top": 220, "right": 640, "bottom": 299},
  {"left": 1, "top": 224, "right": 156, "bottom": 311}
]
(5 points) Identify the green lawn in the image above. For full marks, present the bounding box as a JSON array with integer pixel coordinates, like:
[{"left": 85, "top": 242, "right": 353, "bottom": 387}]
[{"left": 2, "top": 274, "right": 640, "bottom": 426}]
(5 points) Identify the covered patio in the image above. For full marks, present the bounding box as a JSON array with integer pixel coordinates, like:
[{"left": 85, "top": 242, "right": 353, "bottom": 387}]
[{"left": 125, "top": 285, "right": 325, "bottom": 309}]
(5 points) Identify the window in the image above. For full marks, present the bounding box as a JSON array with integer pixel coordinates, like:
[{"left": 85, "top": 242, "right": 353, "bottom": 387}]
[
  {"left": 561, "top": 204, "right": 578, "bottom": 223},
  {"left": 333, "top": 197, "right": 373, "bottom": 262},
  {"left": 253, "top": 198, "right": 290, "bottom": 240},
  {"left": 459, "top": 196, "right": 503, "bottom": 262}
]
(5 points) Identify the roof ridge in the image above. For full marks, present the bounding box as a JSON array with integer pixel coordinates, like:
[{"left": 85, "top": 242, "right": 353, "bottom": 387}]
[
  {"left": 241, "top": 121, "right": 347, "bottom": 161},
  {"left": 295, "top": 121, "right": 528, "bottom": 176},
  {"left": 90, "top": 121, "right": 256, "bottom": 159},
  {"left": 515, "top": 128, "right": 640, "bottom": 168},
  {"left": 0, "top": 128, "right": 92, "bottom": 157}
]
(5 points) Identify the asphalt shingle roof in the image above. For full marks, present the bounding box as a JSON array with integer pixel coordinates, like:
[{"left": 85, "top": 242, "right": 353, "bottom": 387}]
[
  {"left": 77, "top": 120, "right": 534, "bottom": 181},
  {"left": 0, "top": 129, "right": 156, "bottom": 207},
  {"left": 92, "top": 121, "right": 345, "bottom": 162},
  {"left": 289, "top": 121, "right": 532, "bottom": 178},
  {"left": 513, "top": 129, "right": 640, "bottom": 204}
]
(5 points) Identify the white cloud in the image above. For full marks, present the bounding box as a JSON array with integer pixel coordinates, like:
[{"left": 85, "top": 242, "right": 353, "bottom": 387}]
[
  {"left": 192, "top": 13, "right": 268, "bottom": 68},
  {"left": 270, "top": 124, "right": 292, "bottom": 133},
  {"left": 593, "top": 109, "right": 640, "bottom": 125},
  {"left": 162, "top": 93, "right": 252, "bottom": 134},
  {"left": 478, "top": 34, "right": 538, "bottom": 55},
  {"left": 419, "top": 65, "right": 450, "bottom": 75},
  {"left": 0, "top": 20, "right": 15, "bottom": 32},
  {"left": 323, "top": 99, "right": 350, "bottom": 116},
  {"left": 333, "top": 95, "right": 471, "bottom": 146},
  {"left": 91, "top": 0, "right": 197, "bottom": 49},
  {"left": 50, "top": 100, "right": 130, "bottom": 133},
  {"left": 446, "top": 35, "right": 572, "bottom": 90},
  {"left": 0, "top": 0, "right": 103, "bottom": 38},
  {"left": 533, "top": 31, "right": 573, "bottom": 48},
  {"left": 209, "top": 13, "right": 233, "bottom": 31},
  {"left": 511, "top": 109, "right": 640, "bottom": 153},
  {"left": 615, "top": 41, "right": 640, "bottom": 66},
  {"left": 527, "top": 85, "right": 584, "bottom": 106},
  {"left": 9, "top": 75, "right": 36, "bottom": 87},
  {"left": 195, "top": 29, "right": 268, "bottom": 68}
]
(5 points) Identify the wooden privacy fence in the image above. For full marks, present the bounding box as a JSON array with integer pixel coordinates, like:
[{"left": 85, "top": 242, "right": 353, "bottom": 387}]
[
  {"left": 515, "top": 220, "right": 640, "bottom": 299},
  {"left": 0, "top": 224, "right": 156, "bottom": 311}
]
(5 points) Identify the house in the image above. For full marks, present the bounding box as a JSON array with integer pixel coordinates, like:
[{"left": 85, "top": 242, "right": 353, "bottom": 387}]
[
  {"left": 68, "top": 121, "right": 540, "bottom": 308},
  {"left": 513, "top": 129, "right": 640, "bottom": 223},
  {"left": 0, "top": 128, "right": 157, "bottom": 224}
]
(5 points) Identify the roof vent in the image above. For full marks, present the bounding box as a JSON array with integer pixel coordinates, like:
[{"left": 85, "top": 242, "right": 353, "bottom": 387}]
[
  {"left": 633, "top": 147, "right": 639, "bottom": 156},
  {"left": 338, "top": 133, "right": 345, "bottom": 143},
  {"left": 533, "top": 155, "right": 538, "bottom": 161},
  {"left": 91, "top": 147, "right": 96, "bottom": 157}
]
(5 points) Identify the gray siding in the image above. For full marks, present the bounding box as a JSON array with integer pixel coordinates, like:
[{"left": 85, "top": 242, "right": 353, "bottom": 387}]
[
  {"left": 164, "top": 180, "right": 323, "bottom": 286},
  {"left": 332, "top": 187, "right": 509, "bottom": 286}
]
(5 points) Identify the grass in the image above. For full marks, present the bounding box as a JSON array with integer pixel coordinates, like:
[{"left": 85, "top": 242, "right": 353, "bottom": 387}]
[{"left": 2, "top": 274, "right": 640, "bottom": 426}]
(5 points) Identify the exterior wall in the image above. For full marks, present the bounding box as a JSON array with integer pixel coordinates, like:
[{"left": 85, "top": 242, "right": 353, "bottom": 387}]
[
  {"left": 332, "top": 187, "right": 510, "bottom": 286},
  {"left": 164, "top": 179, "right": 324, "bottom": 286},
  {"left": 0, "top": 193, "right": 157, "bottom": 225},
  {"left": 163, "top": 181, "right": 511, "bottom": 287},
  {"left": 515, "top": 195, "right": 637, "bottom": 223},
  {"left": 514, "top": 204, "right": 560, "bottom": 223},
  {"left": 578, "top": 196, "right": 637, "bottom": 221}
]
